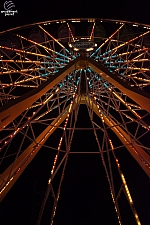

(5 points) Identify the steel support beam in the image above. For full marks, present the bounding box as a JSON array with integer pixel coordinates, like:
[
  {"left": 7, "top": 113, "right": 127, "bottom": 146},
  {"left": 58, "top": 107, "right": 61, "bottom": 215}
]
[
  {"left": 88, "top": 58, "right": 150, "bottom": 113},
  {"left": 0, "top": 104, "right": 73, "bottom": 201},
  {"left": 0, "top": 57, "right": 87, "bottom": 130}
]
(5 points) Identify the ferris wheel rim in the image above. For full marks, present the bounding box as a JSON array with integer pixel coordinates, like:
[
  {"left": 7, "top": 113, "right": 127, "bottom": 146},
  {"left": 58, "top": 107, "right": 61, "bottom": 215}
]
[{"left": 0, "top": 17, "right": 150, "bottom": 35}]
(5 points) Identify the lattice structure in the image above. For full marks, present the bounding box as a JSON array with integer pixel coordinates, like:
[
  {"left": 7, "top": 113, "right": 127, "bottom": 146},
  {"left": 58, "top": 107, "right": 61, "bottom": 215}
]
[{"left": 0, "top": 19, "right": 150, "bottom": 225}]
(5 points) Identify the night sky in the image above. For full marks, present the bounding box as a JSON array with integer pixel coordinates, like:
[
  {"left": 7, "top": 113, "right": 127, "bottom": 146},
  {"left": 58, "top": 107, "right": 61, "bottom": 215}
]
[
  {"left": 0, "top": 0, "right": 150, "bottom": 32},
  {"left": 1, "top": 0, "right": 150, "bottom": 225}
]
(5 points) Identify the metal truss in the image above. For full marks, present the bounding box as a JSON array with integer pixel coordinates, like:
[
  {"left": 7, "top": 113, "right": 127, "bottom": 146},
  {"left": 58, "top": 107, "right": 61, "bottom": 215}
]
[{"left": 0, "top": 18, "right": 150, "bottom": 225}]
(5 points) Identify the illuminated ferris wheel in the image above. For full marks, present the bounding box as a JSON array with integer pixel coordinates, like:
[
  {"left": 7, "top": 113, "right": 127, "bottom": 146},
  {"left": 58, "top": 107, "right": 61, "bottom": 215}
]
[{"left": 0, "top": 18, "right": 150, "bottom": 225}]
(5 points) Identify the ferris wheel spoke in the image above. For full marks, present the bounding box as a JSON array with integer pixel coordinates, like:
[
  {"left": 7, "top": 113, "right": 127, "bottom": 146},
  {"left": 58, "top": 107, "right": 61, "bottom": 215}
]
[
  {"left": 98, "top": 96, "right": 149, "bottom": 150},
  {"left": 36, "top": 152, "right": 69, "bottom": 225},
  {"left": 85, "top": 97, "right": 150, "bottom": 177},
  {"left": 0, "top": 67, "right": 41, "bottom": 75},
  {"left": 90, "top": 24, "right": 124, "bottom": 58},
  {"left": 34, "top": 94, "right": 72, "bottom": 121},
  {"left": 16, "top": 34, "right": 72, "bottom": 61},
  {"left": 99, "top": 44, "right": 148, "bottom": 75},
  {"left": 49, "top": 159, "right": 68, "bottom": 225},
  {"left": 98, "top": 47, "right": 148, "bottom": 63},
  {"left": 0, "top": 88, "right": 63, "bottom": 151},
  {"left": 114, "top": 67, "right": 150, "bottom": 72},
  {"left": 129, "top": 77, "right": 150, "bottom": 86},
  {"left": 84, "top": 69, "right": 150, "bottom": 136},
  {"left": 88, "top": 58, "right": 150, "bottom": 113},
  {"left": 37, "top": 92, "right": 79, "bottom": 225},
  {"left": 66, "top": 22, "right": 75, "bottom": 42},
  {"left": 0, "top": 45, "right": 51, "bottom": 59},
  {"left": 89, "top": 85, "right": 150, "bottom": 139},
  {"left": 105, "top": 58, "right": 149, "bottom": 65},
  {"left": 1, "top": 85, "right": 78, "bottom": 158},
  {"left": 0, "top": 59, "right": 47, "bottom": 65},
  {"left": 0, "top": 103, "right": 74, "bottom": 201},
  {"left": 1, "top": 75, "right": 46, "bottom": 88},
  {"left": 109, "top": 139, "right": 141, "bottom": 225},
  {"left": 89, "top": 22, "right": 96, "bottom": 40},
  {"left": 38, "top": 25, "right": 75, "bottom": 59},
  {"left": 85, "top": 100, "right": 123, "bottom": 224},
  {"left": 103, "top": 30, "right": 150, "bottom": 57},
  {"left": 49, "top": 107, "right": 80, "bottom": 225},
  {"left": 0, "top": 57, "right": 81, "bottom": 130},
  {"left": 92, "top": 90, "right": 150, "bottom": 148},
  {"left": 89, "top": 71, "right": 146, "bottom": 120}
]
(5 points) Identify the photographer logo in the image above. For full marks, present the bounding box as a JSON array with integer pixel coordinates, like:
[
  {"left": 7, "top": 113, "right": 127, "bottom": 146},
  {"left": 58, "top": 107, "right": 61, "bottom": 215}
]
[{"left": 1, "top": 1, "right": 18, "bottom": 16}]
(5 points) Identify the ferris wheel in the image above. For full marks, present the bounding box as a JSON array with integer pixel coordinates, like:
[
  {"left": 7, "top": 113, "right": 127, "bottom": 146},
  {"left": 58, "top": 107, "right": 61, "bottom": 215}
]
[{"left": 0, "top": 18, "right": 150, "bottom": 225}]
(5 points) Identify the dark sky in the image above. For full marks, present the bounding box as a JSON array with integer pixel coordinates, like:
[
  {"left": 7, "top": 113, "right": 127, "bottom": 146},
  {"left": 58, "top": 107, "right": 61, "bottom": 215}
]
[
  {"left": 0, "top": 0, "right": 150, "bottom": 31},
  {"left": 1, "top": 0, "right": 150, "bottom": 225}
]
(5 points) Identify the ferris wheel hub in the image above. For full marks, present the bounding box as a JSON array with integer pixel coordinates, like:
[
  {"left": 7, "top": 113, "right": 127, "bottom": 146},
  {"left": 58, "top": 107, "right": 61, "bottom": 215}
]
[{"left": 69, "top": 38, "right": 97, "bottom": 52}]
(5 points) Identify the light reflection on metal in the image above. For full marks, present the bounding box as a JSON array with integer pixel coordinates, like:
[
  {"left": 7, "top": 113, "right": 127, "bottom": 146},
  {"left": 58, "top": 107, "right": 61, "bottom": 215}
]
[
  {"left": 0, "top": 18, "right": 150, "bottom": 225},
  {"left": 109, "top": 139, "right": 141, "bottom": 225}
]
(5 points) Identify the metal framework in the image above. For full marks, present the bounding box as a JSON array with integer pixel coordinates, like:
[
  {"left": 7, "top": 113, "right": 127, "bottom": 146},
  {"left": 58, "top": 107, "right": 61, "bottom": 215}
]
[{"left": 0, "top": 18, "right": 150, "bottom": 225}]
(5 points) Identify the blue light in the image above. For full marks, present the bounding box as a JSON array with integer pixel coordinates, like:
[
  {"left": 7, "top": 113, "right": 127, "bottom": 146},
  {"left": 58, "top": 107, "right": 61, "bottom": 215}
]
[
  {"left": 55, "top": 51, "right": 71, "bottom": 60},
  {"left": 90, "top": 46, "right": 100, "bottom": 58},
  {"left": 41, "top": 72, "right": 51, "bottom": 77},
  {"left": 53, "top": 70, "right": 59, "bottom": 74},
  {"left": 55, "top": 57, "right": 69, "bottom": 63},
  {"left": 47, "top": 66, "right": 64, "bottom": 69},
  {"left": 38, "top": 67, "right": 45, "bottom": 71},
  {"left": 104, "top": 83, "right": 108, "bottom": 88}
]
